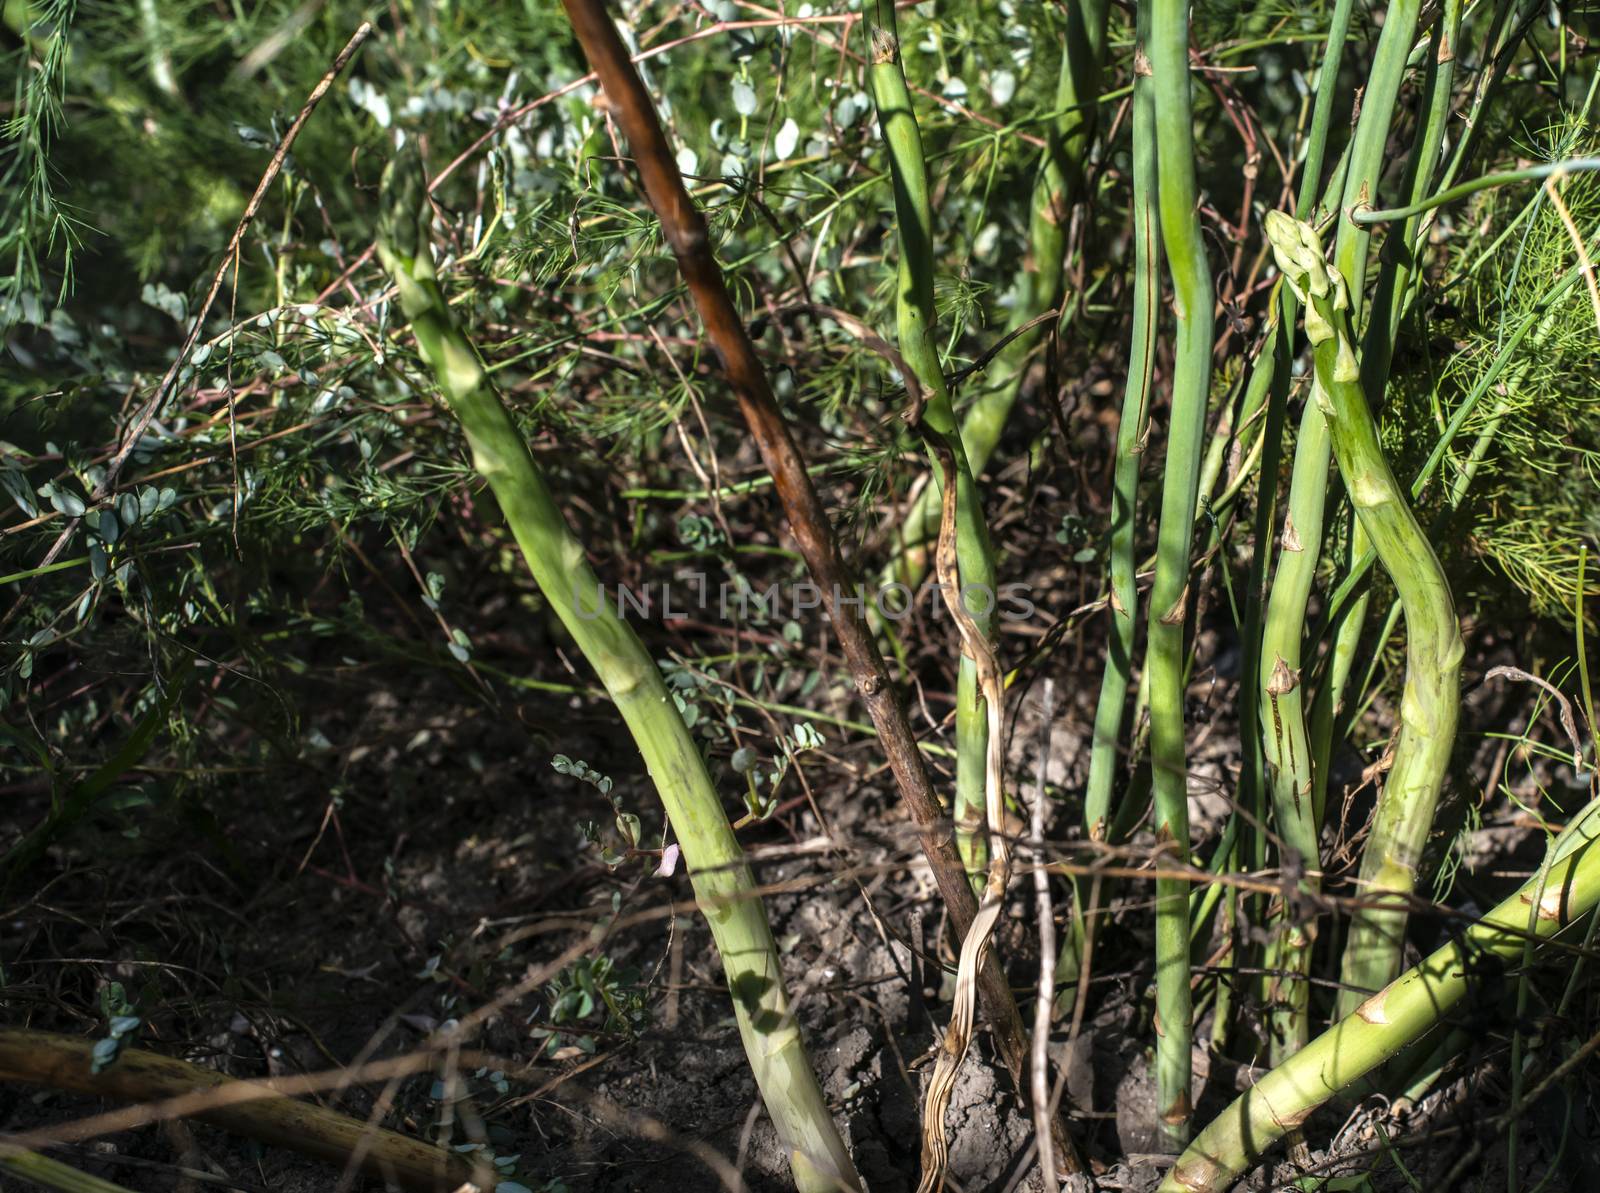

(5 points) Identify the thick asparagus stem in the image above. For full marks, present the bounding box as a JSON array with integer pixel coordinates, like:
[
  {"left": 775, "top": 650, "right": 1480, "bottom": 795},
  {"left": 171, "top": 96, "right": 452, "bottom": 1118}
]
[
  {"left": 1254, "top": 0, "right": 1418, "bottom": 1057},
  {"left": 555, "top": 2, "right": 1067, "bottom": 1160},
  {"left": 1161, "top": 796, "right": 1600, "bottom": 1192},
  {"left": 1308, "top": 0, "right": 1464, "bottom": 829},
  {"left": 1264, "top": 213, "right": 1464, "bottom": 1015},
  {"left": 377, "top": 149, "right": 859, "bottom": 1193},
  {"left": 1146, "top": 0, "right": 1216, "bottom": 1145}
]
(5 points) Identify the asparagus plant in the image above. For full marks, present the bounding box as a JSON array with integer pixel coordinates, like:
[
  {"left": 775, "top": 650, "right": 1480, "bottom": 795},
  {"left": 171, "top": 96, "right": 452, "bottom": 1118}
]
[
  {"left": 863, "top": 0, "right": 1000, "bottom": 894},
  {"left": 556, "top": 2, "right": 1072, "bottom": 1165},
  {"left": 1307, "top": 0, "right": 1465, "bottom": 831},
  {"left": 376, "top": 146, "right": 860, "bottom": 1193},
  {"left": 1144, "top": 0, "right": 1216, "bottom": 1145},
  {"left": 887, "top": 0, "right": 1108, "bottom": 591},
  {"left": 1249, "top": 0, "right": 1356, "bottom": 1061},
  {"left": 1161, "top": 794, "right": 1600, "bottom": 1192},
  {"left": 1253, "top": 0, "right": 1419, "bottom": 1053},
  {"left": 1264, "top": 212, "right": 1464, "bottom": 1016}
]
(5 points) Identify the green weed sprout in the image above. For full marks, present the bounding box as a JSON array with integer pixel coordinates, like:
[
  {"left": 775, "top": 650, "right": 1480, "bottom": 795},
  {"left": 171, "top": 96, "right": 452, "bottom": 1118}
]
[{"left": 376, "top": 145, "right": 859, "bottom": 1193}]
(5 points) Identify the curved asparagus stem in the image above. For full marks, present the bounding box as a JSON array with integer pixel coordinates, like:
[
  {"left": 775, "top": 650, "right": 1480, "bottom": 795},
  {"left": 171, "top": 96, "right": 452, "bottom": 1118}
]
[
  {"left": 1308, "top": 0, "right": 1464, "bottom": 833},
  {"left": 863, "top": 0, "right": 998, "bottom": 895},
  {"left": 1161, "top": 796, "right": 1600, "bottom": 1192},
  {"left": 1146, "top": 0, "right": 1216, "bottom": 1145},
  {"left": 1263, "top": 213, "right": 1464, "bottom": 1016},
  {"left": 377, "top": 148, "right": 859, "bottom": 1193},
  {"left": 1253, "top": 0, "right": 1419, "bottom": 1059}
]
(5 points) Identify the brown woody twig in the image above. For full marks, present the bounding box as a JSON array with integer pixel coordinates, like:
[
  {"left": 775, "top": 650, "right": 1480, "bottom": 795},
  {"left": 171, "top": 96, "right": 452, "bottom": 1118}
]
[{"left": 556, "top": 0, "right": 1081, "bottom": 1173}]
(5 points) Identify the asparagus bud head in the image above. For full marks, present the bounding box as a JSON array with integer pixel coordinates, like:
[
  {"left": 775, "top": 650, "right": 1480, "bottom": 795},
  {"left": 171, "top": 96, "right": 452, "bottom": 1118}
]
[
  {"left": 1263, "top": 211, "right": 1350, "bottom": 346},
  {"left": 376, "top": 143, "right": 438, "bottom": 316}
]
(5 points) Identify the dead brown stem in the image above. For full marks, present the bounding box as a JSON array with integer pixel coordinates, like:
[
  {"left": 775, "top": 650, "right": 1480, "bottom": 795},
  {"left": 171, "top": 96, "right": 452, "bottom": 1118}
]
[
  {"left": 555, "top": 0, "right": 1071, "bottom": 1164},
  {"left": 0, "top": 1030, "right": 474, "bottom": 1193}
]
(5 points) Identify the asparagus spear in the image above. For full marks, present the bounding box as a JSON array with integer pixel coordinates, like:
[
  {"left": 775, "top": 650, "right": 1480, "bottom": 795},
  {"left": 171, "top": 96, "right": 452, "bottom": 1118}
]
[
  {"left": 863, "top": 0, "right": 999, "bottom": 895},
  {"left": 1145, "top": 0, "right": 1217, "bottom": 1145},
  {"left": 377, "top": 146, "right": 860, "bottom": 1193},
  {"left": 1263, "top": 212, "right": 1464, "bottom": 1011},
  {"left": 1162, "top": 795, "right": 1600, "bottom": 1192}
]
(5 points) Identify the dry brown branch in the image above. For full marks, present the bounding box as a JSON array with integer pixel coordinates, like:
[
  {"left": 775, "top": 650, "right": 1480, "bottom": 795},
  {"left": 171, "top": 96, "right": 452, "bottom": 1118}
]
[
  {"left": 0, "top": 1030, "right": 476, "bottom": 1192},
  {"left": 554, "top": 0, "right": 1051, "bottom": 1123}
]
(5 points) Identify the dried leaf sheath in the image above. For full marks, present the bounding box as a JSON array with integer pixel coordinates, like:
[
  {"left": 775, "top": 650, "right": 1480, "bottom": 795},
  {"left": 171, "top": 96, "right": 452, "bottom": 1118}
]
[{"left": 909, "top": 428, "right": 1016, "bottom": 1190}]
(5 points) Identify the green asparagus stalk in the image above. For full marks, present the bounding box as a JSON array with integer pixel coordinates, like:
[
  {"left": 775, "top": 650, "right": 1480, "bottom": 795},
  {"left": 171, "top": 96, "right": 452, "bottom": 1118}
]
[
  {"left": 1253, "top": 0, "right": 1418, "bottom": 1058},
  {"left": 1263, "top": 212, "right": 1464, "bottom": 1016},
  {"left": 1227, "top": 7, "right": 1354, "bottom": 955},
  {"left": 376, "top": 147, "right": 859, "bottom": 1193},
  {"left": 0, "top": 1144, "right": 138, "bottom": 1193},
  {"left": 1241, "top": 4, "right": 1356, "bottom": 1061},
  {"left": 1161, "top": 795, "right": 1600, "bottom": 1192},
  {"left": 1083, "top": 0, "right": 1157, "bottom": 845},
  {"left": 1307, "top": 0, "right": 1463, "bottom": 829},
  {"left": 863, "top": 0, "right": 998, "bottom": 894},
  {"left": 887, "top": 0, "right": 1108, "bottom": 589},
  {"left": 1145, "top": 0, "right": 1216, "bottom": 1145}
]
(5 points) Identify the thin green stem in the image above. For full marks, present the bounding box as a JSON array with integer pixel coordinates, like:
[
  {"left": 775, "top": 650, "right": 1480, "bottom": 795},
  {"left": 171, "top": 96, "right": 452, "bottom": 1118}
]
[
  {"left": 1084, "top": 0, "right": 1156, "bottom": 844},
  {"left": 864, "top": 0, "right": 998, "bottom": 895},
  {"left": 1236, "top": 6, "right": 1355, "bottom": 997},
  {"left": 886, "top": 0, "right": 1108, "bottom": 590},
  {"left": 1353, "top": 160, "right": 1600, "bottom": 225},
  {"left": 1146, "top": 0, "right": 1215, "bottom": 1144}
]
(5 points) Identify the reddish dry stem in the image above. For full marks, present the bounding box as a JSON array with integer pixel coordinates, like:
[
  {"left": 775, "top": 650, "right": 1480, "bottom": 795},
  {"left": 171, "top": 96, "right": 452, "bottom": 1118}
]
[{"left": 558, "top": 0, "right": 1079, "bottom": 1173}]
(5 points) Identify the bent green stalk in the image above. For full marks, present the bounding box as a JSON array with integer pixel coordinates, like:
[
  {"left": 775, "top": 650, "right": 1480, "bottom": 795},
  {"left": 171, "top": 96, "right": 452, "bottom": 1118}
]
[
  {"left": 887, "top": 0, "right": 1108, "bottom": 588},
  {"left": 1146, "top": 0, "right": 1215, "bottom": 1145},
  {"left": 1161, "top": 795, "right": 1600, "bottom": 1192},
  {"left": 1254, "top": 0, "right": 1416, "bottom": 1061},
  {"left": 1308, "top": 0, "right": 1464, "bottom": 829},
  {"left": 1265, "top": 213, "right": 1464, "bottom": 1018},
  {"left": 377, "top": 148, "right": 859, "bottom": 1193},
  {"left": 864, "top": 0, "right": 998, "bottom": 894}
]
